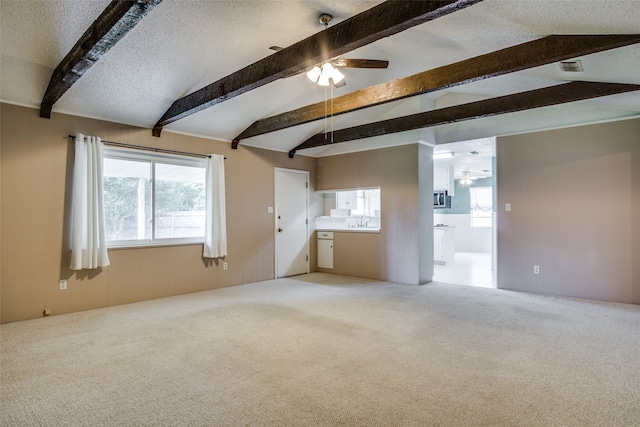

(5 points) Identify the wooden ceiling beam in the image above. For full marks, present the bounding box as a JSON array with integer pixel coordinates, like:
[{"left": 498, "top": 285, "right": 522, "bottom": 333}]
[
  {"left": 152, "top": 0, "right": 483, "bottom": 136},
  {"left": 233, "top": 35, "right": 640, "bottom": 147},
  {"left": 40, "top": 0, "right": 163, "bottom": 119},
  {"left": 288, "top": 81, "right": 640, "bottom": 157}
]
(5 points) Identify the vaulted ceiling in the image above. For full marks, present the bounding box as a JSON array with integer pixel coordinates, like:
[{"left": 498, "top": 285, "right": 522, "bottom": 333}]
[{"left": 2, "top": 0, "right": 639, "bottom": 159}]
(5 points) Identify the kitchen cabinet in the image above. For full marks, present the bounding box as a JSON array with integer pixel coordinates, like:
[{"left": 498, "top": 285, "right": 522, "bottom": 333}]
[
  {"left": 318, "top": 231, "right": 334, "bottom": 269},
  {"left": 434, "top": 226, "right": 454, "bottom": 265},
  {"left": 336, "top": 191, "right": 357, "bottom": 210},
  {"left": 434, "top": 165, "right": 455, "bottom": 196}
]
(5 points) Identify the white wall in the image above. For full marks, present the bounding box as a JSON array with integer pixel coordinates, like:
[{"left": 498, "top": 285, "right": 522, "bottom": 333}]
[{"left": 434, "top": 213, "right": 492, "bottom": 253}]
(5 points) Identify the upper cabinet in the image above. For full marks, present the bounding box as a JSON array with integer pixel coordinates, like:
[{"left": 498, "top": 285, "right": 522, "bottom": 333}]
[
  {"left": 434, "top": 165, "right": 455, "bottom": 196},
  {"left": 336, "top": 190, "right": 358, "bottom": 210}
]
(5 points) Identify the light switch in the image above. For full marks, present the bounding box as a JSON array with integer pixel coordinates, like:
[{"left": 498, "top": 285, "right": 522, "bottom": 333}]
[
  {"left": 505, "top": 203, "right": 511, "bottom": 212},
  {"left": 267, "top": 206, "right": 273, "bottom": 214}
]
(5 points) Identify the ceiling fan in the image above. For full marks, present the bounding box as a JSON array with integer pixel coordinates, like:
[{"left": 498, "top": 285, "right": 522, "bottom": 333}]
[
  {"left": 269, "top": 13, "right": 389, "bottom": 88},
  {"left": 459, "top": 171, "right": 480, "bottom": 186}
]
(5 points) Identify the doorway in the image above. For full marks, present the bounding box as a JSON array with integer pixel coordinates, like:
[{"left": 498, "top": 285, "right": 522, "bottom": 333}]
[
  {"left": 275, "top": 168, "right": 309, "bottom": 278},
  {"left": 432, "top": 138, "right": 496, "bottom": 288}
]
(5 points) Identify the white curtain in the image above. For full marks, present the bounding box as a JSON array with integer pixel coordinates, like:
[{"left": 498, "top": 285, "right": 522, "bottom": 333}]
[
  {"left": 70, "top": 134, "right": 110, "bottom": 270},
  {"left": 470, "top": 187, "right": 493, "bottom": 212},
  {"left": 203, "top": 154, "right": 227, "bottom": 258}
]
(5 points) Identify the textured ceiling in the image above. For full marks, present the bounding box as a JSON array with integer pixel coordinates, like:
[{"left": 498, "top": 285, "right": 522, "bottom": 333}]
[{"left": 1, "top": 0, "right": 639, "bottom": 161}]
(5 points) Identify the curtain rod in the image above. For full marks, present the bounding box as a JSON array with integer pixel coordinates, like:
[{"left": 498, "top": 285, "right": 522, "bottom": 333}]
[{"left": 68, "top": 135, "right": 225, "bottom": 159}]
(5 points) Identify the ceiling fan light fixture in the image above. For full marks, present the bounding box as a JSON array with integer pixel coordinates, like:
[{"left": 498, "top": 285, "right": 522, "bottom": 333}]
[
  {"left": 317, "top": 73, "right": 331, "bottom": 86},
  {"left": 331, "top": 67, "right": 345, "bottom": 84},
  {"left": 460, "top": 171, "right": 477, "bottom": 187},
  {"left": 307, "top": 65, "right": 321, "bottom": 83},
  {"left": 316, "top": 63, "right": 335, "bottom": 86},
  {"left": 321, "top": 62, "right": 335, "bottom": 76}
]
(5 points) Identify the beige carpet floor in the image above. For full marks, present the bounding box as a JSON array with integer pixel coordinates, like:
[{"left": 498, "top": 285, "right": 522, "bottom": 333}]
[{"left": 2, "top": 273, "right": 639, "bottom": 426}]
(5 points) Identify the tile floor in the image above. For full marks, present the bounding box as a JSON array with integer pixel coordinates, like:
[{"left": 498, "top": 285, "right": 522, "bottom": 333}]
[{"left": 433, "top": 251, "right": 495, "bottom": 288}]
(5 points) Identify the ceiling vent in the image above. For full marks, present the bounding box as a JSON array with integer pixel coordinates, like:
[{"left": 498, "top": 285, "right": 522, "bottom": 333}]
[{"left": 559, "top": 60, "right": 583, "bottom": 72}]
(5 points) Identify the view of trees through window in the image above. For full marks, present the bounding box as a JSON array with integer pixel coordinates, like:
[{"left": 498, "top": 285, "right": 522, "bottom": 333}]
[
  {"left": 103, "top": 151, "right": 206, "bottom": 245},
  {"left": 154, "top": 163, "right": 206, "bottom": 239},
  {"left": 103, "top": 175, "right": 151, "bottom": 241}
]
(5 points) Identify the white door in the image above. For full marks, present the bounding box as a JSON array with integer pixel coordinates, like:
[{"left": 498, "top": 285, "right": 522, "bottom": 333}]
[{"left": 275, "top": 169, "right": 309, "bottom": 278}]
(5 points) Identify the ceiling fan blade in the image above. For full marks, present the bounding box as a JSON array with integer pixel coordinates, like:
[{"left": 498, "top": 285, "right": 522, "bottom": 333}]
[{"left": 333, "top": 59, "right": 389, "bottom": 69}]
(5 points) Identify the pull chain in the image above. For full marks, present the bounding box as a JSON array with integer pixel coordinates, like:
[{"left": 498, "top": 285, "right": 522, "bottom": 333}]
[
  {"left": 331, "top": 84, "right": 334, "bottom": 143},
  {"left": 324, "top": 84, "right": 328, "bottom": 140}
]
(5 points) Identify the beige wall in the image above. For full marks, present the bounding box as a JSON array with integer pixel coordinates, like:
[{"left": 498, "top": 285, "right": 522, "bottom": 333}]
[
  {"left": 497, "top": 117, "right": 640, "bottom": 304},
  {"left": 1, "top": 103, "right": 318, "bottom": 323},
  {"left": 316, "top": 143, "right": 434, "bottom": 285},
  {"left": 10, "top": 100, "right": 636, "bottom": 322}
]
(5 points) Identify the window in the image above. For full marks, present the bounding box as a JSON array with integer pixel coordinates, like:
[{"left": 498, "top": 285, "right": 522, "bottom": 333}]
[
  {"left": 316, "top": 188, "right": 381, "bottom": 230},
  {"left": 103, "top": 147, "right": 206, "bottom": 247},
  {"left": 348, "top": 189, "right": 381, "bottom": 217},
  {"left": 469, "top": 186, "right": 492, "bottom": 228}
]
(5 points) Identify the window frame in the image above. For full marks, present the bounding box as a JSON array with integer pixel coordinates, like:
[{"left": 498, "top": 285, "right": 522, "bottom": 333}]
[
  {"left": 469, "top": 186, "right": 493, "bottom": 228},
  {"left": 316, "top": 187, "right": 382, "bottom": 232},
  {"left": 103, "top": 146, "right": 207, "bottom": 249}
]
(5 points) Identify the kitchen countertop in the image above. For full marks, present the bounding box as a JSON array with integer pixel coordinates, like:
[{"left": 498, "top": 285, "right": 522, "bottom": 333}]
[{"left": 316, "top": 228, "right": 381, "bottom": 234}]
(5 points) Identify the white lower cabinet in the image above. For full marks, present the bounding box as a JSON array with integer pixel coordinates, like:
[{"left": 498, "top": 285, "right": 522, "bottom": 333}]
[
  {"left": 434, "top": 229, "right": 445, "bottom": 263},
  {"left": 318, "top": 232, "right": 334, "bottom": 269},
  {"left": 434, "top": 227, "right": 454, "bottom": 265}
]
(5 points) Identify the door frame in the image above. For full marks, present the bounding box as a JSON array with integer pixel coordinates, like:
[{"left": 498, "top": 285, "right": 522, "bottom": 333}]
[{"left": 274, "top": 167, "right": 310, "bottom": 279}]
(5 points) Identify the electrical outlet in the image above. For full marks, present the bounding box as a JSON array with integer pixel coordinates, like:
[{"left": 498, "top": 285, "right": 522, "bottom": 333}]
[
  {"left": 59, "top": 280, "right": 67, "bottom": 290},
  {"left": 533, "top": 266, "right": 540, "bottom": 274},
  {"left": 223, "top": 263, "right": 228, "bottom": 271}
]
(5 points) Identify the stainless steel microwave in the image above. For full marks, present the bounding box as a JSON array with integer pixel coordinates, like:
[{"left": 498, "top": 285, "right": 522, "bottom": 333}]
[{"left": 434, "top": 191, "right": 451, "bottom": 209}]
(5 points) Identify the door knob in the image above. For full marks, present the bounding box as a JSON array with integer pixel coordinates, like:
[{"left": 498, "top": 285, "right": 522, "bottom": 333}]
[{"left": 278, "top": 228, "right": 283, "bottom": 232}]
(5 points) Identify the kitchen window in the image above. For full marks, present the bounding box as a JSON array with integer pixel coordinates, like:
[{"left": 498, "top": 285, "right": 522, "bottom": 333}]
[
  {"left": 316, "top": 188, "right": 381, "bottom": 231},
  {"left": 469, "top": 186, "right": 492, "bottom": 228},
  {"left": 103, "top": 147, "right": 206, "bottom": 247}
]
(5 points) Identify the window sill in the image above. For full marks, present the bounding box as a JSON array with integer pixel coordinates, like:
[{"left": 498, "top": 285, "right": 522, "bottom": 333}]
[{"left": 107, "top": 239, "right": 204, "bottom": 250}]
